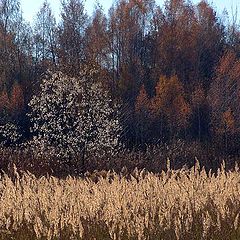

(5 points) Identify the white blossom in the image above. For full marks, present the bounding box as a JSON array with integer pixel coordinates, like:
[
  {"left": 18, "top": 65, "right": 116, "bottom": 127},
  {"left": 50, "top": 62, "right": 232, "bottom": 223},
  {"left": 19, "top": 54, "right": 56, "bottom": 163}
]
[
  {"left": 28, "top": 67, "right": 122, "bottom": 160},
  {"left": 0, "top": 122, "right": 22, "bottom": 146}
]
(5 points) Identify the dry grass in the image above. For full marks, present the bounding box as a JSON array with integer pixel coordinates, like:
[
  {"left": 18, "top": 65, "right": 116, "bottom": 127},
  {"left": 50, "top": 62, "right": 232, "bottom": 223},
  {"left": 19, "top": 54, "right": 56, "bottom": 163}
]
[{"left": 0, "top": 161, "right": 239, "bottom": 240}]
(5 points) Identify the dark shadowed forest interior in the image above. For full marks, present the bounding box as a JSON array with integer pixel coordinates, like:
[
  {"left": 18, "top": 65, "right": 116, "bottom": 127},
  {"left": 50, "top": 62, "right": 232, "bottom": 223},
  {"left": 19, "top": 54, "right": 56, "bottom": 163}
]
[{"left": 1, "top": 0, "right": 240, "bottom": 176}]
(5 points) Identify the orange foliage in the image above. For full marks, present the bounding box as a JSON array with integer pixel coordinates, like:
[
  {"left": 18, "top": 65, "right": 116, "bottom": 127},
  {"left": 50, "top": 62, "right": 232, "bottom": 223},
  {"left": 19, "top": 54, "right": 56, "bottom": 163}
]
[
  {"left": 191, "top": 84, "right": 205, "bottom": 108},
  {"left": 150, "top": 75, "right": 191, "bottom": 131},
  {"left": 0, "top": 89, "right": 10, "bottom": 111},
  {"left": 135, "top": 85, "right": 149, "bottom": 113},
  {"left": 9, "top": 83, "right": 24, "bottom": 112},
  {"left": 216, "top": 50, "right": 236, "bottom": 77},
  {"left": 210, "top": 50, "right": 240, "bottom": 135},
  {"left": 149, "top": 75, "right": 167, "bottom": 117},
  {"left": 174, "top": 93, "right": 191, "bottom": 129},
  {"left": 222, "top": 108, "right": 235, "bottom": 134}
]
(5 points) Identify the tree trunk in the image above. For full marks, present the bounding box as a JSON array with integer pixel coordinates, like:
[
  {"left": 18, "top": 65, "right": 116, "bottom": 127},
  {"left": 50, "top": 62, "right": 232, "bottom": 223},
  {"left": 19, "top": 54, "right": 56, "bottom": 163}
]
[
  {"left": 81, "top": 143, "right": 86, "bottom": 174},
  {"left": 198, "top": 106, "right": 201, "bottom": 141}
]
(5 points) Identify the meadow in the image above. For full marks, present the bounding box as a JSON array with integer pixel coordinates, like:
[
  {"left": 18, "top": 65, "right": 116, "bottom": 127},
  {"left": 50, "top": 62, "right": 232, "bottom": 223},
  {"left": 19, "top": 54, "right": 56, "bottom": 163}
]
[{"left": 0, "top": 161, "right": 239, "bottom": 240}]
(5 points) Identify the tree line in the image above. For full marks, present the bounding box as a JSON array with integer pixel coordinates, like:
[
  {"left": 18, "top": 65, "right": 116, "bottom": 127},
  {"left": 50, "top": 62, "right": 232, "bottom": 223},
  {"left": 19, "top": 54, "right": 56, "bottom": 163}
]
[{"left": 0, "top": 0, "right": 240, "bottom": 154}]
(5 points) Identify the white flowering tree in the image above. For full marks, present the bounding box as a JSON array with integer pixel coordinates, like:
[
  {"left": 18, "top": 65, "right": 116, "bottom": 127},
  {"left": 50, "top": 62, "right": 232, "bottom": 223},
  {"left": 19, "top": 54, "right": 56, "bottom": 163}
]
[
  {"left": 28, "top": 67, "right": 122, "bottom": 170},
  {"left": 0, "top": 122, "right": 22, "bottom": 147}
]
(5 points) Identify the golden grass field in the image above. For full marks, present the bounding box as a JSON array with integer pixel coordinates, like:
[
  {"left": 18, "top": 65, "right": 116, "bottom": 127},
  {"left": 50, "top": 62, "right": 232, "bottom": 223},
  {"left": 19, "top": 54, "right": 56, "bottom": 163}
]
[{"left": 0, "top": 161, "right": 239, "bottom": 240}]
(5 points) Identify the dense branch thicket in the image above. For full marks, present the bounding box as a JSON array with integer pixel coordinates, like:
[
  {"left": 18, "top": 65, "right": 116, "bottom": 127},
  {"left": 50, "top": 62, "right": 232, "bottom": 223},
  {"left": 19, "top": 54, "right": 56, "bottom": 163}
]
[{"left": 1, "top": 0, "right": 240, "bottom": 170}]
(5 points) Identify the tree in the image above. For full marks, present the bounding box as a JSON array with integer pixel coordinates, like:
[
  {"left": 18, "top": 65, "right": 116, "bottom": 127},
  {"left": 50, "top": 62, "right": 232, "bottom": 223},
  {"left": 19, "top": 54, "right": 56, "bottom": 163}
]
[
  {"left": 209, "top": 50, "right": 240, "bottom": 149},
  {"left": 9, "top": 82, "right": 24, "bottom": 113},
  {"left": 85, "top": 5, "right": 108, "bottom": 66},
  {"left": 0, "top": 0, "right": 21, "bottom": 86},
  {"left": 33, "top": 0, "right": 57, "bottom": 66},
  {"left": 150, "top": 75, "right": 191, "bottom": 139},
  {"left": 107, "top": 0, "right": 156, "bottom": 145},
  {"left": 58, "top": 0, "right": 88, "bottom": 75},
  {"left": 0, "top": 0, "right": 32, "bottom": 120},
  {"left": 148, "top": 0, "right": 198, "bottom": 84},
  {"left": 0, "top": 0, "right": 20, "bottom": 33},
  {"left": 135, "top": 85, "right": 151, "bottom": 144},
  {"left": 195, "top": 0, "right": 225, "bottom": 87},
  {"left": 0, "top": 122, "right": 22, "bottom": 146},
  {"left": 108, "top": 0, "right": 154, "bottom": 101},
  {"left": 222, "top": 108, "right": 235, "bottom": 150},
  {"left": 0, "top": 88, "right": 9, "bottom": 114},
  {"left": 191, "top": 84, "right": 208, "bottom": 140},
  {"left": 28, "top": 67, "right": 122, "bottom": 171}
]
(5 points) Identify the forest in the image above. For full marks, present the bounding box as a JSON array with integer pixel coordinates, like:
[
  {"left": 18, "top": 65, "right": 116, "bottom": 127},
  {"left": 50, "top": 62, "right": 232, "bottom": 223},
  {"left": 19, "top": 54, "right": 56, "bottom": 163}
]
[
  {"left": 1, "top": 0, "right": 240, "bottom": 172},
  {"left": 0, "top": 0, "right": 240, "bottom": 170}
]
